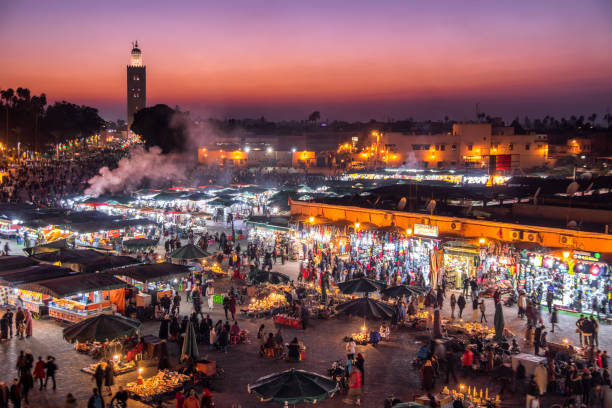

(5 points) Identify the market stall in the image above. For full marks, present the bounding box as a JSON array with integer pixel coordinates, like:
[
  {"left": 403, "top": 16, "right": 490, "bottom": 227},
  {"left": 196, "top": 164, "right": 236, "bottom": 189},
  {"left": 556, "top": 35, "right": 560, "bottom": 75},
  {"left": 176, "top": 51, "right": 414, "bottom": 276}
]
[
  {"left": 107, "top": 262, "right": 190, "bottom": 305},
  {"left": 518, "top": 249, "right": 611, "bottom": 314},
  {"left": 17, "top": 274, "right": 127, "bottom": 322},
  {"left": 443, "top": 241, "right": 480, "bottom": 288},
  {"left": 125, "top": 370, "right": 190, "bottom": 403},
  {"left": 0, "top": 264, "right": 75, "bottom": 317}
]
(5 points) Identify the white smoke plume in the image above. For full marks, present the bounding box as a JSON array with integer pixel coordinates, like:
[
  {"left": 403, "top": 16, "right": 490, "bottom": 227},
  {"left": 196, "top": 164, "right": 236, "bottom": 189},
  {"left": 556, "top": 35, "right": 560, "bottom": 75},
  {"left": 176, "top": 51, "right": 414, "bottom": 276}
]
[{"left": 85, "top": 146, "right": 189, "bottom": 196}]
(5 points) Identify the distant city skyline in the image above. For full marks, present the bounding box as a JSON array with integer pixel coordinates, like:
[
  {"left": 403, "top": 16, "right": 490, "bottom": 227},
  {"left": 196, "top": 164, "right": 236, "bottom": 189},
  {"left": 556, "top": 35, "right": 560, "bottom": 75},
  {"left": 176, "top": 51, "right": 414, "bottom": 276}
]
[{"left": 1, "top": 0, "right": 611, "bottom": 122}]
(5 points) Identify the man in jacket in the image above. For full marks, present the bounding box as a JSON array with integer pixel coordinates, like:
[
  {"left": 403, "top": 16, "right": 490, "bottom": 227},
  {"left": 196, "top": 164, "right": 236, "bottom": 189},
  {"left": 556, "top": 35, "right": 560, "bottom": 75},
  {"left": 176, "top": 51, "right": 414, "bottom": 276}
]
[{"left": 457, "top": 294, "right": 466, "bottom": 319}]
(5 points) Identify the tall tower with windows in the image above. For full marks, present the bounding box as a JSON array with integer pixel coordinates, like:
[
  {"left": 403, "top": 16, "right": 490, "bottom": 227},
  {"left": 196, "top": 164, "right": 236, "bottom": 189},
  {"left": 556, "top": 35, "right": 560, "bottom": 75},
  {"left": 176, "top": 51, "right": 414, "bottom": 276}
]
[{"left": 127, "top": 41, "right": 146, "bottom": 133}]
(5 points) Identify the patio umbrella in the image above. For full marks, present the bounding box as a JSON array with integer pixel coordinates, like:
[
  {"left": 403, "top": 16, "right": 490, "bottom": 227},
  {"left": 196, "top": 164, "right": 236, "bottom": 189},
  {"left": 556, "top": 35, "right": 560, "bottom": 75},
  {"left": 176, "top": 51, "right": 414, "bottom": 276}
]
[
  {"left": 248, "top": 368, "right": 338, "bottom": 404},
  {"left": 122, "top": 238, "right": 159, "bottom": 250},
  {"left": 168, "top": 243, "right": 208, "bottom": 260},
  {"left": 337, "top": 277, "right": 385, "bottom": 295},
  {"left": 62, "top": 314, "right": 142, "bottom": 343},
  {"left": 335, "top": 297, "right": 394, "bottom": 320},
  {"left": 494, "top": 302, "right": 505, "bottom": 341},
  {"left": 181, "top": 320, "right": 199, "bottom": 362},
  {"left": 382, "top": 285, "right": 426, "bottom": 298}
]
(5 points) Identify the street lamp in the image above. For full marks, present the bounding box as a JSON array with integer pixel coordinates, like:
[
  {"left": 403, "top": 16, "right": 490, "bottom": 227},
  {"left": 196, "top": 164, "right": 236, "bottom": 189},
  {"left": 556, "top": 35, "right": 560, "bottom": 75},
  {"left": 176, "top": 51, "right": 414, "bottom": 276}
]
[{"left": 266, "top": 147, "right": 273, "bottom": 154}]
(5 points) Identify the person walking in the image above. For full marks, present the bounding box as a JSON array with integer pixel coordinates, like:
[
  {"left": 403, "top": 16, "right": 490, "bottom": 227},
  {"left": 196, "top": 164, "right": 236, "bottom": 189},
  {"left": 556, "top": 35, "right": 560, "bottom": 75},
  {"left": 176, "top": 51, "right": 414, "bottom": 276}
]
[
  {"left": 471, "top": 297, "right": 479, "bottom": 322},
  {"left": 517, "top": 291, "right": 527, "bottom": 319},
  {"left": 534, "top": 325, "right": 543, "bottom": 356},
  {"left": 87, "top": 388, "right": 104, "bottom": 408},
  {"left": 44, "top": 356, "right": 57, "bottom": 390},
  {"left": 18, "top": 370, "right": 32, "bottom": 406},
  {"left": 14, "top": 308, "right": 25, "bottom": 339},
  {"left": 0, "top": 381, "right": 9, "bottom": 408},
  {"left": 93, "top": 364, "right": 105, "bottom": 395},
  {"left": 9, "top": 379, "right": 21, "bottom": 408},
  {"left": 33, "top": 357, "right": 45, "bottom": 391},
  {"left": 545, "top": 290, "right": 554, "bottom": 313},
  {"left": 479, "top": 299, "right": 487, "bottom": 323},
  {"left": 457, "top": 294, "right": 466, "bottom": 319},
  {"left": 346, "top": 338, "right": 356, "bottom": 361},
  {"left": 229, "top": 293, "right": 237, "bottom": 321},
  {"left": 64, "top": 393, "right": 77, "bottom": 408},
  {"left": 104, "top": 360, "right": 114, "bottom": 396},
  {"left": 355, "top": 353, "right": 365, "bottom": 385},
  {"left": 550, "top": 306, "right": 559, "bottom": 333},
  {"left": 450, "top": 294, "right": 456, "bottom": 319},
  {"left": 581, "top": 317, "right": 593, "bottom": 347},
  {"left": 445, "top": 349, "right": 458, "bottom": 384},
  {"left": 590, "top": 316, "right": 599, "bottom": 347},
  {"left": 344, "top": 366, "right": 362, "bottom": 406},
  {"left": 525, "top": 375, "right": 539, "bottom": 408},
  {"left": 576, "top": 315, "right": 585, "bottom": 346}
]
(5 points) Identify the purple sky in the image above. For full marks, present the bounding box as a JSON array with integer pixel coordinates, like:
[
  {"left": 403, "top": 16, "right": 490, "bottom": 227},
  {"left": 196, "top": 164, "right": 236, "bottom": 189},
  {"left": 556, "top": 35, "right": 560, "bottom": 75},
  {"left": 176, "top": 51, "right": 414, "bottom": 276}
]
[{"left": 1, "top": 0, "right": 611, "bottom": 122}]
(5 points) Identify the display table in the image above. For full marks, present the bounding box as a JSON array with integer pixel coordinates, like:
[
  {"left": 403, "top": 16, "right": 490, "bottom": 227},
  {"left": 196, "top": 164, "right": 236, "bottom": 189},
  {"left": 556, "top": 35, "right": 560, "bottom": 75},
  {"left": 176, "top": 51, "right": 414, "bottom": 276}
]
[
  {"left": 81, "top": 360, "right": 137, "bottom": 376},
  {"left": 415, "top": 394, "right": 453, "bottom": 408},
  {"left": 49, "top": 302, "right": 112, "bottom": 323},
  {"left": 8, "top": 295, "right": 49, "bottom": 317},
  {"left": 512, "top": 353, "right": 547, "bottom": 377},
  {"left": 126, "top": 370, "right": 190, "bottom": 403},
  {"left": 274, "top": 314, "right": 302, "bottom": 329}
]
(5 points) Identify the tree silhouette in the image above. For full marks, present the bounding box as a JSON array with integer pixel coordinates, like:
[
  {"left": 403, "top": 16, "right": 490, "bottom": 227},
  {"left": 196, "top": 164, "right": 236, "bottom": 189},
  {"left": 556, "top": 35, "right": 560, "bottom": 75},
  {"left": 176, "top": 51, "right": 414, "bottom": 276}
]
[
  {"left": 131, "top": 104, "right": 188, "bottom": 154},
  {"left": 308, "top": 111, "right": 320, "bottom": 124}
]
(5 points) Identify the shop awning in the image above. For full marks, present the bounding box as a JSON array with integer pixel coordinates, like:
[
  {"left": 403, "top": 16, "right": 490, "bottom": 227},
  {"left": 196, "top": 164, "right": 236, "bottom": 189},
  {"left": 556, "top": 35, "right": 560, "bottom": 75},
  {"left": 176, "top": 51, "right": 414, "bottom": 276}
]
[
  {"left": 17, "top": 273, "right": 127, "bottom": 298},
  {"left": 443, "top": 241, "right": 479, "bottom": 256},
  {"left": 107, "top": 262, "right": 190, "bottom": 283},
  {"left": 31, "top": 249, "right": 139, "bottom": 273},
  {"left": 246, "top": 216, "right": 290, "bottom": 231},
  {"left": 24, "top": 239, "right": 70, "bottom": 256},
  {"left": 0, "top": 256, "right": 39, "bottom": 271},
  {"left": 0, "top": 265, "right": 75, "bottom": 285}
]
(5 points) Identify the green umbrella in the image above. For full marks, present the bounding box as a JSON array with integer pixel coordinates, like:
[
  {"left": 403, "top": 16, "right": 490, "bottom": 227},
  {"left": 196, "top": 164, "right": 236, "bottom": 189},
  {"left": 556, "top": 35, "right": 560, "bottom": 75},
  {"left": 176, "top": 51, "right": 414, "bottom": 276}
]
[
  {"left": 248, "top": 368, "right": 338, "bottom": 405},
  {"left": 181, "top": 320, "right": 199, "bottom": 362},
  {"left": 494, "top": 302, "right": 505, "bottom": 341}
]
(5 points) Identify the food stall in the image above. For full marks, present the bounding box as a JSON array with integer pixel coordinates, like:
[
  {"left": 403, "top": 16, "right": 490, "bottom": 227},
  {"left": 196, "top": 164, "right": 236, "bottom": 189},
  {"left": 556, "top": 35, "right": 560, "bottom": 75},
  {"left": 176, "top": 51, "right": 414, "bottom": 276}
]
[
  {"left": 0, "top": 264, "right": 75, "bottom": 317},
  {"left": 17, "top": 274, "right": 127, "bottom": 323},
  {"left": 106, "top": 262, "right": 190, "bottom": 305},
  {"left": 125, "top": 370, "right": 190, "bottom": 403}
]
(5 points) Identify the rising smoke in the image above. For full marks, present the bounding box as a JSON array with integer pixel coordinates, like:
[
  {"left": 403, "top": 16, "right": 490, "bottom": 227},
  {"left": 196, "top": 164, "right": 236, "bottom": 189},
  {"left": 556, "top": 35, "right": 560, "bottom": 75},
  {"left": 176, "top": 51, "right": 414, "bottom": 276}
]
[
  {"left": 85, "top": 111, "right": 225, "bottom": 196},
  {"left": 84, "top": 146, "right": 189, "bottom": 196}
]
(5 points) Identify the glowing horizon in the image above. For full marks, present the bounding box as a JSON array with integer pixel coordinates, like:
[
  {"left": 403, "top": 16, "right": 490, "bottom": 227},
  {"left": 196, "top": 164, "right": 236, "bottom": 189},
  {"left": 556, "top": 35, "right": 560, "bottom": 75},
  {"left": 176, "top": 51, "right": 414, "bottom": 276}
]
[{"left": 1, "top": 0, "right": 611, "bottom": 121}]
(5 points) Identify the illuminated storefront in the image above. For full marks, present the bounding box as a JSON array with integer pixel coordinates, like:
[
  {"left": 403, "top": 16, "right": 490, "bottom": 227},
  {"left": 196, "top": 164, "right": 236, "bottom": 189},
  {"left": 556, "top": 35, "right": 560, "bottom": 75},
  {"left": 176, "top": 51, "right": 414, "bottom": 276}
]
[{"left": 519, "top": 249, "right": 611, "bottom": 314}]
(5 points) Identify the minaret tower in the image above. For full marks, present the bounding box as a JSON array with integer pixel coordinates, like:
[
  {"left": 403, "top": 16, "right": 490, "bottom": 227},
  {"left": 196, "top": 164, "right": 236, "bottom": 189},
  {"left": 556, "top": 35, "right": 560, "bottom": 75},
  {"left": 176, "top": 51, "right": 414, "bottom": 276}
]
[{"left": 127, "top": 41, "right": 146, "bottom": 133}]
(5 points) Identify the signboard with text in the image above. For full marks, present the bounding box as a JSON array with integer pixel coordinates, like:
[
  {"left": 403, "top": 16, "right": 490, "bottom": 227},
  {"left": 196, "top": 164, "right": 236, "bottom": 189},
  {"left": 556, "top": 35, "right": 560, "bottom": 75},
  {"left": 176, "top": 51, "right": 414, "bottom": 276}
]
[{"left": 414, "top": 223, "right": 439, "bottom": 238}]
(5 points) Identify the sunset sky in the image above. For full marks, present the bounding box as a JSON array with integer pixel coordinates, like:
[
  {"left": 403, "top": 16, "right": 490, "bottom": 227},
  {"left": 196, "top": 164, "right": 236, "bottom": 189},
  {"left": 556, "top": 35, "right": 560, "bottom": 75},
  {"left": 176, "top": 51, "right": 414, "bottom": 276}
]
[{"left": 1, "top": 0, "right": 611, "bottom": 122}]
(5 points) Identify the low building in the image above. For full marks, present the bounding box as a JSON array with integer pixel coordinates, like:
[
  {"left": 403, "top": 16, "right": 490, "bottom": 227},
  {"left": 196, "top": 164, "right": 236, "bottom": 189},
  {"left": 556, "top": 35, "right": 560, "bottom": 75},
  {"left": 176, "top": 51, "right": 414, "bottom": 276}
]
[
  {"left": 384, "top": 123, "right": 550, "bottom": 171},
  {"left": 197, "top": 148, "right": 248, "bottom": 167}
]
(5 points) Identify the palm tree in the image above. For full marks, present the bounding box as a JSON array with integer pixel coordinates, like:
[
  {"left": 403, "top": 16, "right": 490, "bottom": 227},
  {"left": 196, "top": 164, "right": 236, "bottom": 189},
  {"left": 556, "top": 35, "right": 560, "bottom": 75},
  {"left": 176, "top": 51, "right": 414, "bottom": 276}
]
[
  {"left": 30, "top": 94, "right": 46, "bottom": 151},
  {"left": 0, "top": 88, "right": 14, "bottom": 144},
  {"left": 308, "top": 111, "right": 320, "bottom": 124}
]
